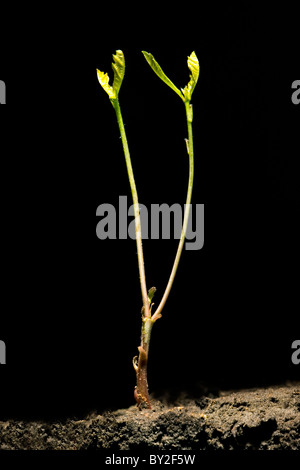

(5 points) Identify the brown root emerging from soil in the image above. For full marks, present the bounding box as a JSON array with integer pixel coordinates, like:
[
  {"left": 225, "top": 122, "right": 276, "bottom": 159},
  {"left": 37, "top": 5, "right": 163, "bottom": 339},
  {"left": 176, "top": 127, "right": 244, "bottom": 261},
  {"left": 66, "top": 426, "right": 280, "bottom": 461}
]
[{"left": 134, "top": 346, "right": 151, "bottom": 410}]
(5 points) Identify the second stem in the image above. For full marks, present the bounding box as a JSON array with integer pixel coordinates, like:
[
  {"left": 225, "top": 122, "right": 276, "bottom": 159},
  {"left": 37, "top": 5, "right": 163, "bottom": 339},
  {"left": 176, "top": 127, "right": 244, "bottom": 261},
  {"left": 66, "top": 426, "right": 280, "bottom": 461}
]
[{"left": 152, "top": 100, "right": 194, "bottom": 321}]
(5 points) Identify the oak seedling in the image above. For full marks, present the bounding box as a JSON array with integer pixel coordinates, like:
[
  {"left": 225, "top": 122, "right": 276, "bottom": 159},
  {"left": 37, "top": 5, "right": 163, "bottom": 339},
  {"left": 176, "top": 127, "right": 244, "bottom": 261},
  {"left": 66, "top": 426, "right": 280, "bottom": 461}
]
[{"left": 96, "top": 50, "right": 199, "bottom": 408}]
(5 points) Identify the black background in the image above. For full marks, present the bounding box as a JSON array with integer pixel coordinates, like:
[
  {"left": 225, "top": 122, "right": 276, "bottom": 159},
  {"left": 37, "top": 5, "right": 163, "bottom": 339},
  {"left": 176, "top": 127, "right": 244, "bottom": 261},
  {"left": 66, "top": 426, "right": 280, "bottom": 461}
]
[{"left": 0, "top": 5, "right": 299, "bottom": 421}]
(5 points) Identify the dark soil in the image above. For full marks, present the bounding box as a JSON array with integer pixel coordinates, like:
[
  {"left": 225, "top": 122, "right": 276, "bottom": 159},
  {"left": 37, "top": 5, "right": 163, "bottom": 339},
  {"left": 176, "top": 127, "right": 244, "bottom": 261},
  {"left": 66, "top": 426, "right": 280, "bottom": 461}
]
[{"left": 0, "top": 383, "right": 299, "bottom": 450}]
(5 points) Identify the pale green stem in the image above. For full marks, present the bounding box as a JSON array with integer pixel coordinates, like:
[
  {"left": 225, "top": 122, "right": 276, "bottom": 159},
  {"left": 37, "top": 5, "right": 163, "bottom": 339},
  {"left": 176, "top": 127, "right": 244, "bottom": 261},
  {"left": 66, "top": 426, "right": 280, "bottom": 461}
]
[
  {"left": 152, "top": 100, "right": 194, "bottom": 322},
  {"left": 112, "top": 98, "right": 150, "bottom": 318}
]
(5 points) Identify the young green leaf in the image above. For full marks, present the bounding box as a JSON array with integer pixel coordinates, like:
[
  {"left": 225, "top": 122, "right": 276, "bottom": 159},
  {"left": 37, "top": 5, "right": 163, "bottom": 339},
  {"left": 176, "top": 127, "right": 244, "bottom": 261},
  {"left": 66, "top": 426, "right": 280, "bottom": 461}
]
[
  {"left": 148, "top": 287, "right": 156, "bottom": 305},
  {"left": 112, "top": 50, "right": 125, "bottom": 97},
  {"left": 181, "top": 51, "right": 200, "bottom": 101},
  {"left": 142, "top": 50, "right": 199, "bottom": 103},
  {"left": 96, "top": 50, "right": 125, "bottom": 100},
  {"left": 96, "top": 69, "right": 114, "bottom": 98},
  {"left": 142, "top": 51, "right": 183, "bottom": 100}
]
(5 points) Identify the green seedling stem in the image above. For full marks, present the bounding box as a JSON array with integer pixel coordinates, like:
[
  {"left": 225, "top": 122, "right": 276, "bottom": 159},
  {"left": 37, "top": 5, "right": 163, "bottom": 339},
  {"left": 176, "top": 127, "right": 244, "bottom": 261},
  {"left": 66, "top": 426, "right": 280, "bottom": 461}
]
[
  {"left": 112, "top": 99, "right": 150, "bottom": 320},
  {"left": 151, "top": 101, "right": 194, "bottom": 322}
]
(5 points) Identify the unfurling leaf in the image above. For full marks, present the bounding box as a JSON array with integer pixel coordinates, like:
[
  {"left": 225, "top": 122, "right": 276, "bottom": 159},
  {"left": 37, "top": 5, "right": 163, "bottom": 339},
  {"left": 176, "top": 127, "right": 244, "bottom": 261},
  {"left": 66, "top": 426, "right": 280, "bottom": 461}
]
[
  {"left": 181, "top": 51, "right": 200, "bottom": 101},
  {"left": 96, "top": 70, "right": 114, "bottom": 98},
  {"left": 148, "top": 287, "right": 156, "bottom": 305},
  {"left": 142, "top": 50, "right": 199, "bottom": 103},
  {"left": 112, "top": 50, "right": 125, "bottom": 97},
  {"left": 142, "top": 51, "right": 183, "bottom": 100},
  {"left": 96, "top": 50, "right": 125, "bottom": 100}
]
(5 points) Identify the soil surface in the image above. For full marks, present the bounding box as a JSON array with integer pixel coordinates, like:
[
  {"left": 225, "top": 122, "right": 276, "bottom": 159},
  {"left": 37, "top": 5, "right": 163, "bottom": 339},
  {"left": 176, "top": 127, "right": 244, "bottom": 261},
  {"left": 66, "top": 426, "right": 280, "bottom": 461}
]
[{"left": 0, "top": 383, "right": 299, "bottom": 450}]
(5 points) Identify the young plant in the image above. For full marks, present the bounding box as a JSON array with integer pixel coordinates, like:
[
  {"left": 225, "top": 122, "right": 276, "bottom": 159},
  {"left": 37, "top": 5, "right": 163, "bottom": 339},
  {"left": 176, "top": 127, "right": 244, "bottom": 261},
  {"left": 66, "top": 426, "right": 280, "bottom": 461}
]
[{"left": 97, "top": 50, "right": 199, "bottom": 409}]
